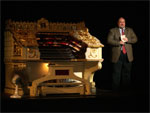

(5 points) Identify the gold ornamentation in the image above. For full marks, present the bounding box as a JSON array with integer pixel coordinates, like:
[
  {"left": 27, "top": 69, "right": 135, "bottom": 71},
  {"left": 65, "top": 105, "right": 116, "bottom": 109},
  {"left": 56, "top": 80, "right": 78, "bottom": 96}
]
[
  {"left": 5, "top": 18, "right": 104, "bottom": 48},
  {"left": 13, "top": 41, "right": 22, "bottom": 56},
  {"left": 6, "top": 18, "right": 85, "bottom": 33},
  {"left": 88, "top": 48, "right": 98, "bottom": 58},
  {"left": 27, "top": 48, "right": 37, "bottom": 58},
  {"left": 37, "top": 18, "right": 49, "bottom": 31},
  {"left": 70, "top": 28, "right": 104, "bottom": 48}
]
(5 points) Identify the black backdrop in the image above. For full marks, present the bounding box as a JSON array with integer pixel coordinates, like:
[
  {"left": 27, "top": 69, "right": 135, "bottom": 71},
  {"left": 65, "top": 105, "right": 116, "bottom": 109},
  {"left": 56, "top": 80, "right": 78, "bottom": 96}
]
[{"left": 1, "top": 1, "right": 149, "bottom": 93}]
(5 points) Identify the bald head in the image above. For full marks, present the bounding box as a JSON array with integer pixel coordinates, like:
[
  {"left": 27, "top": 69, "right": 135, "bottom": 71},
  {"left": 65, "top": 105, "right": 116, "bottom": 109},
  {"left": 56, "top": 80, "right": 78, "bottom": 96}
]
[{"left": 118, "top": 17, "right": 126, "bottom": 28}]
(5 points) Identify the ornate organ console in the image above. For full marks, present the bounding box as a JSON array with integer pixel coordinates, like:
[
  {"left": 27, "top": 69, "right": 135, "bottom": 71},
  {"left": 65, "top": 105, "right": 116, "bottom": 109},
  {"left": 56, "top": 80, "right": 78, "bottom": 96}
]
[{"left": 4, "top": 18, "right": 104, "bottom": 97}]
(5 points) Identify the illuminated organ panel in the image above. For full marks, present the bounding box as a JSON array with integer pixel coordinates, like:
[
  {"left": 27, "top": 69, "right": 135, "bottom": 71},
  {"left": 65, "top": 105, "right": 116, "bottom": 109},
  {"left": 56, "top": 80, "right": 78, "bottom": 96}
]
[
  {"left": 4, "top": 18, "right": 104, "bottom": 96},
  {"left": 36, "top": 32, "right": 87, "bottom": 60}
]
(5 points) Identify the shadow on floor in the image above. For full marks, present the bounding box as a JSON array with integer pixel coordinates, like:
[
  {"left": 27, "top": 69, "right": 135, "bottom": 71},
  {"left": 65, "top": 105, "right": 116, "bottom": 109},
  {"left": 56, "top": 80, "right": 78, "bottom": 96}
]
[{"left": 1, "top": 88, "right": 149, "bottom": 112}]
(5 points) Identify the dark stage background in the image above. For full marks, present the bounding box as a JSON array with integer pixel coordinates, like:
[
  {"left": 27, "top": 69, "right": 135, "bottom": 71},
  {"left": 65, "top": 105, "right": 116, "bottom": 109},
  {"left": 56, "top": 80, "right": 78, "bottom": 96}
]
[{"left": 1, "top": 1, "right": 149, "bottom": 112}]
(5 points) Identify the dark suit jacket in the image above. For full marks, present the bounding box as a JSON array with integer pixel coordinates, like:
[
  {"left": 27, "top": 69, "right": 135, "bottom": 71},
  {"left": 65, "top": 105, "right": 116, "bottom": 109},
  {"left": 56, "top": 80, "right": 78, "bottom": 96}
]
[{"left": 107, "top": 27, "right": 138, "bottom": 63}]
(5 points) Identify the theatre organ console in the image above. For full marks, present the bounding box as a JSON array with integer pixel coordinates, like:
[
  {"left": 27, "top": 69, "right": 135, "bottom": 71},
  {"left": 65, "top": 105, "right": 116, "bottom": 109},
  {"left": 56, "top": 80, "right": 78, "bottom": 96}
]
[{"left": 4, "top": 18, "right": 104, "bottom": 97}]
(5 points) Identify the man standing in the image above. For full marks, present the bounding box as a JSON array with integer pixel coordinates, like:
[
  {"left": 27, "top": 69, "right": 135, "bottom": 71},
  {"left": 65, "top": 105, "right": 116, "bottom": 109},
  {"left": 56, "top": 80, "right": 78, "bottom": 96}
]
[{"left": 107, "top": 17, "right": 138, "bottom": 92}]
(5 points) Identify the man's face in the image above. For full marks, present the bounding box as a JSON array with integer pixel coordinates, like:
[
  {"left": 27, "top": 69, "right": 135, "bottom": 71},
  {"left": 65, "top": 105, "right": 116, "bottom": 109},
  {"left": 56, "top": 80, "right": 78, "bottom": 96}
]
[{"left": 118, "top": 18, "right": 126, "bottom": 28}]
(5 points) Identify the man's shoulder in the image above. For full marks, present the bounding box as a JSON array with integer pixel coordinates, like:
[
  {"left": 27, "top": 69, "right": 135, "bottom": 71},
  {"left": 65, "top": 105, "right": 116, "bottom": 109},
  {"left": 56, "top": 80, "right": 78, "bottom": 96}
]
[
  {"left": 126, "top": 27, "right": 133, "bottom": 31},
  {"left": 110, "top": 27, "right": 133, "bottom": 31},
  {"left": 110, "top": 27, "right": 118, "bottom": 32}
]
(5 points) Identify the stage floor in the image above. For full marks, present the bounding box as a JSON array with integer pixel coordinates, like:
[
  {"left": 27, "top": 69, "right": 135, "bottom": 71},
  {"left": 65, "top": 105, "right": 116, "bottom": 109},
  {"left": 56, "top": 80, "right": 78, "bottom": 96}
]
[{"left": 1, "top": 89, "right": 149, "bottom": 112}]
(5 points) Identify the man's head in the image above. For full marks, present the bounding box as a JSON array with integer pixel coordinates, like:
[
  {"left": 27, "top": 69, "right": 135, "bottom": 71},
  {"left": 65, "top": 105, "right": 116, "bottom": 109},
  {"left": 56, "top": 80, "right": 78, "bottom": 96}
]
[{"left": 118, "top": 17, "right": 126, "bottom": 28}]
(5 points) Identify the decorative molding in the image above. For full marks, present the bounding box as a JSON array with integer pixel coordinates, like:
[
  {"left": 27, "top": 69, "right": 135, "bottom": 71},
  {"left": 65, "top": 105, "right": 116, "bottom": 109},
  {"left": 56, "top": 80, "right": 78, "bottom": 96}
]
[
  {"left": 70, "top": 28, "right": 104, "bottom": 48},
  {"left": 6, "top": 18, "right": 86, "bottom": 33},
  {"left": 5, "top": 18, "right": 104, "bottom": 48}
]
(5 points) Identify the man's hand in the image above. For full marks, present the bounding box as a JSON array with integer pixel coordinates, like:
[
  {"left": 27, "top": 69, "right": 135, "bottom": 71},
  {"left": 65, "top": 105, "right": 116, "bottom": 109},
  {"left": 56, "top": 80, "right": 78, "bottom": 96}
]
[
  {"left": 120, "top": 41, "right": 125, "bottom": 45},
  {"left": 122, "top": 37, "right": 128, "bottom": 42}
]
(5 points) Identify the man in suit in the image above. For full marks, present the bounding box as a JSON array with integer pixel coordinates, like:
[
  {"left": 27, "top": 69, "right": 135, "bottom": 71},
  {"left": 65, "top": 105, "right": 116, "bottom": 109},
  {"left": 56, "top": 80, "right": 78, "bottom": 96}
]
[{"left": 107, "top": 17, "right": 138, "bottom": 92}]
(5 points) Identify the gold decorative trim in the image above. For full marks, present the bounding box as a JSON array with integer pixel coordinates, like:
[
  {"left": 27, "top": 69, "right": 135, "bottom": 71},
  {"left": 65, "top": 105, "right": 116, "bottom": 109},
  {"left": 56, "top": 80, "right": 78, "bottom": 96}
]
[
  {"left": 5, "top": 18, "right": 104, "bottom": 48},
  {"left": 13, "top": 41, "right": 22, "bottom": 57},
  {"left": 70, "top": 28, "right": 104, "bottom": 48},
  {"left": 6, "top": 18, "right": 86, "bottom": 32}
]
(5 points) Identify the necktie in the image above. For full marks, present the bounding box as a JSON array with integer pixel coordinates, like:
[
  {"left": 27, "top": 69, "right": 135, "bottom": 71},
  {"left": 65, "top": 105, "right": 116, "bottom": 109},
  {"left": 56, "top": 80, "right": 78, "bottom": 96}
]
[{"left": 122, "top": 29, "right": 127, "bottom": 54}]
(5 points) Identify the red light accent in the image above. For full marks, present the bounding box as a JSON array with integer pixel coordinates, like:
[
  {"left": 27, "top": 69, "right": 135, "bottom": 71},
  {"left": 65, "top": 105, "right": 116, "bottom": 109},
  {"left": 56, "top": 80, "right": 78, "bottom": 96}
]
[
  {"left": 47, "top": 42, "right": 53, "bottom": 44},
  {"left": 55, "top": 70, "right": 69, "bottom": 75},
  {"left": 60, "top": 42, "right": 68, "bottom": 45}
]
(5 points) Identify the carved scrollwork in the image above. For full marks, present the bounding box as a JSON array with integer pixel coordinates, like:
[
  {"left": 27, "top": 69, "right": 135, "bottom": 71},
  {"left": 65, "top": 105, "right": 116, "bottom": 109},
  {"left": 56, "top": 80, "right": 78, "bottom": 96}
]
[
  {"left": 5, "top": 18, "right": 104, "bottom": 48},
  {"left": 27, "top": 48, "right": 37, "bottom": 58},
  {"left": 88, "top": 48, "right": 98, "bottom": 58},
  {"left": 13, "top": 41, "right": 22, "bottom": 56},
  {"left": 37, "top": 18, "right": 49, "bottom": 31},
  {"left": 70, "top": 28, "right": 104, "bottom": 48}
]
